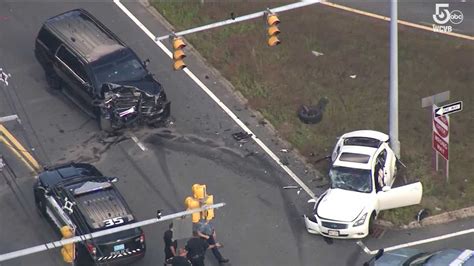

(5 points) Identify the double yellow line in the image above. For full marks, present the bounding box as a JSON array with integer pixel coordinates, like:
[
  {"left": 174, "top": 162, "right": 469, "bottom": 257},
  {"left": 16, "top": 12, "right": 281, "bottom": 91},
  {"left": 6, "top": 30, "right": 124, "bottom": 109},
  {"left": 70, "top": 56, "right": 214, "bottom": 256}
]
[{"left": 0, "top": 124, "right": 41, "bottom": 173}]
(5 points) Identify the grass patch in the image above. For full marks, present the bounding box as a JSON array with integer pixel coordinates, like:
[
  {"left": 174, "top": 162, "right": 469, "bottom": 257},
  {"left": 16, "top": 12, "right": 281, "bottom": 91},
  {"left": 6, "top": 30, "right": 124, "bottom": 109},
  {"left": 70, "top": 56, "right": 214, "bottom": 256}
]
[{"left": 151, "top": 0, "right": 474, "bottom": 224}]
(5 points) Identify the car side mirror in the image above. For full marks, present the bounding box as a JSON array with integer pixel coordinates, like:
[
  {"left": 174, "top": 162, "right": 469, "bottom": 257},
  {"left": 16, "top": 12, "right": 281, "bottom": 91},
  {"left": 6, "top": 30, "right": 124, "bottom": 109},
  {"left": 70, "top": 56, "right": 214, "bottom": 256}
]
[
  {"left": 108, "top": 177, "right": 119, "bottom": 183},
  {"left": 144, "top": 58, "right": 150, "bottom": 67},
  {"left": 382, "top": 186, "right": 390, "bottom": 192}
]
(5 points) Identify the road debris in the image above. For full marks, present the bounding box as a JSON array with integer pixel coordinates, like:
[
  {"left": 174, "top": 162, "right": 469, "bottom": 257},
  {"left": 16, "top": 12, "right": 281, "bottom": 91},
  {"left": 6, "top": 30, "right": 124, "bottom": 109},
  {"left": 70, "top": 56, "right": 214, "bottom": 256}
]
[
  {"left": 232, "top": 132, "right": 253, "bottom": 143},
  {"left": 311, "top": 50, "right": 324, "bottom": 57},
  {"left": 350, "top": 74, "right": 357, "bottom": 79},
  {"left": 280, "top": 148, "right": 288, "bottom": 153},
  {"left": 416, "top": 208, "right": 430, "bottom": 222}
]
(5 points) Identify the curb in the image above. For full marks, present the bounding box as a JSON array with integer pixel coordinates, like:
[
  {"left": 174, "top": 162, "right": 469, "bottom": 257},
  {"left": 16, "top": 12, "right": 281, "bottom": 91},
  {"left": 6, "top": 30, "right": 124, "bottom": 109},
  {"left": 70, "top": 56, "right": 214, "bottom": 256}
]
[{"left": 375, "top": 206, "right": 474, "bottom": 230}]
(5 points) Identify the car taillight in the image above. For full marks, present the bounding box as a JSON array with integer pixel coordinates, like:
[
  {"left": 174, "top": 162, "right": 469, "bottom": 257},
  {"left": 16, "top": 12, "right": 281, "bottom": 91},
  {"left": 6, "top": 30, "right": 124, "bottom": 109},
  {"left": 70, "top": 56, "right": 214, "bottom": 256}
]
[
  {"left": 87, "top": 243, "right": 96, "bottom": 256},
  {"left": 139, "top": 233, "right": 145, "bottom": 244}
]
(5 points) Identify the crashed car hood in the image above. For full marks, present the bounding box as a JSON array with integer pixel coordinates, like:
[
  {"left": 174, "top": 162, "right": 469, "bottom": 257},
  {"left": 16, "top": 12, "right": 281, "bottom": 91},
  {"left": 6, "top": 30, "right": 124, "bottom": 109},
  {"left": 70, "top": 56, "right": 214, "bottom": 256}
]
[
  {"left": 316, "top": 188, "right": 372, "bottom": 222},
  {"left": 115, "top": 78, "right": 162, "bottom": 96}
]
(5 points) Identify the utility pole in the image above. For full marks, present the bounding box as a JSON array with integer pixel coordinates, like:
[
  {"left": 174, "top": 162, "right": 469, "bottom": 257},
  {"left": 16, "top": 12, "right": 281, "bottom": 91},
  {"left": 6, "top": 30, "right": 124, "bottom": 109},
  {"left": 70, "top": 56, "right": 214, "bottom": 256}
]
[{"left": 389, "top": 0, "right": 400, "bottom": 158}]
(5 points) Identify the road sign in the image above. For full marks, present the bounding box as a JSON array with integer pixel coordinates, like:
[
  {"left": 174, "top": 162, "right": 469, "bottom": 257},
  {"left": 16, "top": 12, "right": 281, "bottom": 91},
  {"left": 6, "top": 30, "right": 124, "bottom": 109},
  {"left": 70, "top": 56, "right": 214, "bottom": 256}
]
[
  {"left": 432, "top": 105, "right": 449, "bottom": 160},
  {"left": 434, "top": 101, "right": 463, "bottom": 117}
]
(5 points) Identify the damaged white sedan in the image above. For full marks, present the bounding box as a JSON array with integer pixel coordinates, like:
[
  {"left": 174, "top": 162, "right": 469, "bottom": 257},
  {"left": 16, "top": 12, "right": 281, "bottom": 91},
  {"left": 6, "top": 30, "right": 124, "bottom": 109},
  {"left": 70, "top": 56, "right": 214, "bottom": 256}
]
[{"left": 304, "top": 130, "right": 422, "bottom": 239}]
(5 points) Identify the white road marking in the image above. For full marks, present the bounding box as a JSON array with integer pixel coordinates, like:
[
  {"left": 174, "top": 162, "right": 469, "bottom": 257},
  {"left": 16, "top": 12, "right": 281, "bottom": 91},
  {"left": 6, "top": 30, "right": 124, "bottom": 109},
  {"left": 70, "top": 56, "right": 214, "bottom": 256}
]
[
  {"left": 357, "top": 227, "right": 474, "bottom": 255},
  {"left": 113, "top": 0, "right": 316, "bottom": 199},
  {"left": 131, "top": 134, "right": 147, "bottom": 151}
]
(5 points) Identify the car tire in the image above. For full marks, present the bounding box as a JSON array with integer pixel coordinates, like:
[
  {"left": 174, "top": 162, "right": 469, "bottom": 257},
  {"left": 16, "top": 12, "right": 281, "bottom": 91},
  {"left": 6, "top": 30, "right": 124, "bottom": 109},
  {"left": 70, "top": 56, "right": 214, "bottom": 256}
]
[
  {"left": 45, "top": 69, "right": 62, "bottom": 90},
  {"left": 297, "top": 105, "right": 322, "bottom": 124},
  {"left": 35, "top": 197, "right": 46, "bottom": 217},
  {"left": 99, "top": 116, "right": 113, "bottom": 132},
  {"left": 368, "top": 212, "right": 376, "bottom": 235}
]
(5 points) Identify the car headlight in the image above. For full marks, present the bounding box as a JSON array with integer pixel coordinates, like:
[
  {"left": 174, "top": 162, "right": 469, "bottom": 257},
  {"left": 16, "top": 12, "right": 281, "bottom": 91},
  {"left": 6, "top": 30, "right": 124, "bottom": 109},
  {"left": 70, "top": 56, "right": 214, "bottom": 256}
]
[{"left": 353, "top": 212, "right": 367, "bottom": 227}]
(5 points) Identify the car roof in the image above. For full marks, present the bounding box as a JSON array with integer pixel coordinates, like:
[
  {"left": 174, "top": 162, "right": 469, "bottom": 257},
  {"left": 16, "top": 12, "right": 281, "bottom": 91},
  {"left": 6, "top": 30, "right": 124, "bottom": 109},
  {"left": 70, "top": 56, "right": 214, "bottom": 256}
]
[
  {"left": 43, "top": 9, "right": 126, "bottom": 63},
  {"left": 333, "top": 145, "right": 377, "bottom": 169},
  {"left": 72, "top": 183, "right": 134, "bottom": 230},
  {"left": 427, "top": 249, "right": 474, "bottom": 266}
]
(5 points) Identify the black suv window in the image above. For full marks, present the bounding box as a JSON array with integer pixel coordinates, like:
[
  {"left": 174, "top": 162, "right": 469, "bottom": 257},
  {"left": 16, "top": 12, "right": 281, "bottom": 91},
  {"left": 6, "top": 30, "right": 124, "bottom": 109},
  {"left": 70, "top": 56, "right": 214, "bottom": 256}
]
[
  {"left": 56, "top": 46, "right": 88, "bottom": 82},
  {"left": 37, "top": 28, "right": 61, "bottom": 52}
]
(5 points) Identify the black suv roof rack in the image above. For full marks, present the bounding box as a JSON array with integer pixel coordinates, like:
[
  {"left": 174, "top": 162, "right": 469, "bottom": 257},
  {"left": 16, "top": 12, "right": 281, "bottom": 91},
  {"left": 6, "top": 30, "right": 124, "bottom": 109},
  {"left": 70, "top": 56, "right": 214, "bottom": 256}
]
[{"left": 44, "top": 9, "right": 126, "bottom": 63}]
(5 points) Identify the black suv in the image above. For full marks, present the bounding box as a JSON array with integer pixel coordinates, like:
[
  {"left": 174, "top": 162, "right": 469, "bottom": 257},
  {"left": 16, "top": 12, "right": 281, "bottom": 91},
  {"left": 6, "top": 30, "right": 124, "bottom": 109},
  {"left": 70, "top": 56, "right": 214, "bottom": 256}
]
[
  {"left": 34, "top": 9, "right": 170, "bottom": 131},
  {"left": 33, "top": 163, "right": 146, "bottom": 265}
]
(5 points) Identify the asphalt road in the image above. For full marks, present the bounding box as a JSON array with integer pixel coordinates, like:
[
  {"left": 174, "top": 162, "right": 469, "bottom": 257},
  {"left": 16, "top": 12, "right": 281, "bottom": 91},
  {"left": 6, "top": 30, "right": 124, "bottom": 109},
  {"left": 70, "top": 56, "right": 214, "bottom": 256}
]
[
  {"left": 0, "top": 1, "right": 472, "bottom": 266},
  {"left": 332, "top": 0, "right": 474, "bottom": 35}
]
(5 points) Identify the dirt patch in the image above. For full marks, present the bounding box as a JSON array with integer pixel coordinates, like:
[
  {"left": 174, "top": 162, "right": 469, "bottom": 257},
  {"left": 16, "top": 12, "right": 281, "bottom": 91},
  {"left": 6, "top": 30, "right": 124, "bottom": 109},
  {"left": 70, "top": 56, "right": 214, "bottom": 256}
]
[{"left": 151, "top": 0, "right": 474, "bottom": 224}]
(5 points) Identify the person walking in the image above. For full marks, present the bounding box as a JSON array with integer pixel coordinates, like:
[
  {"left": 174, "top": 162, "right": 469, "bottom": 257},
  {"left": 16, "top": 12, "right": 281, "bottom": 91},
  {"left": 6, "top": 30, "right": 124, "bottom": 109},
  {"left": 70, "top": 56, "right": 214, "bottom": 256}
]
[
  {"left": 164, "top": 223, "right": 178, "bottom": 266},
  {"left": 166, "top": 248, "right": 192, "bottom": 266},
  {"left": 185, "top": 231, "right": 221, "bottom": 266},
  {"left": 196, "top": 220, "right": 229, "bottom": 264}
]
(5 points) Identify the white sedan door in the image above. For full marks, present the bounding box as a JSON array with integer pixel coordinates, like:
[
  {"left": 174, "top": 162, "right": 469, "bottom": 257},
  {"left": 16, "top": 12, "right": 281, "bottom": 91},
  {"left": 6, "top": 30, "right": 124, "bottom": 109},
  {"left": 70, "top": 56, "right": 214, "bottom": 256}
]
[{"left": 377, "top": 182, "right": 423, "bottom": 211}]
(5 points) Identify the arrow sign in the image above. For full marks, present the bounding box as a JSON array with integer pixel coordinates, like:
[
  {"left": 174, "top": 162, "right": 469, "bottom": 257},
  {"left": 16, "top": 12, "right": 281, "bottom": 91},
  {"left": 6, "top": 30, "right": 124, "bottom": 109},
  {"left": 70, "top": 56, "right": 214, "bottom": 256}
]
[{"left": 435, "top": 101, "right": 463, "bottom": 117}]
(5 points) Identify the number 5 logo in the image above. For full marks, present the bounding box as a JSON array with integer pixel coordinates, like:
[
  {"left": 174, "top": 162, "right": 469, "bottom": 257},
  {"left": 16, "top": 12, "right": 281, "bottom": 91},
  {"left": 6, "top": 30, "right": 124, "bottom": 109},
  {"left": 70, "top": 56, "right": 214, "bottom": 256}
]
[{"left": 433, "top": 3, "right": 450, "bottom": 24}]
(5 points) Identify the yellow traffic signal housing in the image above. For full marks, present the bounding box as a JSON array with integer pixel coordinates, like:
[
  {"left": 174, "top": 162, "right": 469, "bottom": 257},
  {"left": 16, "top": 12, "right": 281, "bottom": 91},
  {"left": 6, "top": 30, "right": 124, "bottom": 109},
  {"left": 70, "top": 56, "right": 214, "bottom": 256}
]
[
  {"left": 60, "top": 225, "right": 75, "bottom": 263},
  {"left": 172, "top": 37, "right": 186, "bottom": 70},
  {"left": 203, "top": 194, "right": 214, "bottom": 220},
  {"left": 185, "top": 196, "right": 201, "bottom": 223},
  {"left": 266, "top": 13, "right": 281, "bottom": 47},
  {"left": 192, "top": 184, "right": 207, "bottom": 200}
]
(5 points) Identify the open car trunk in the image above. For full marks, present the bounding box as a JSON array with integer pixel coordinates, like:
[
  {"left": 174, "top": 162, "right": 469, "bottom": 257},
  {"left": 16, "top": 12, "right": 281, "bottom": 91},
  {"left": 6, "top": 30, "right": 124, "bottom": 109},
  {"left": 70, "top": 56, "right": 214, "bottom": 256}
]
[{"left": 98, "top": 83, "right": 170, "bottom": 130}]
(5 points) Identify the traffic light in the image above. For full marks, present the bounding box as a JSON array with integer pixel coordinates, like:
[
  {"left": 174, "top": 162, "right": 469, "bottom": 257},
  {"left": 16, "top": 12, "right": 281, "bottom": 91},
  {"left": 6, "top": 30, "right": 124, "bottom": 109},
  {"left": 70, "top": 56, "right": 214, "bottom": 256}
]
[
  {"left": 186, "top": 184, "right": 217, "bottom": 222},
  {"left": 172, "top": 36, "right": 186, "bottom": 70},
  {"left": 185, "top": 196, "right": 201, "bottom": 223},
  {"left": 203, "top": 194, "right": 214, "bottom": 221},
  {"left": 266, "top": 12, "right": 280, "bottom": 46},
  {"left": 192, "top": 184, "right": 206, "bottom": 200},
  {"left": 60, "top": 225, "right": 75, "bottom": 263}
]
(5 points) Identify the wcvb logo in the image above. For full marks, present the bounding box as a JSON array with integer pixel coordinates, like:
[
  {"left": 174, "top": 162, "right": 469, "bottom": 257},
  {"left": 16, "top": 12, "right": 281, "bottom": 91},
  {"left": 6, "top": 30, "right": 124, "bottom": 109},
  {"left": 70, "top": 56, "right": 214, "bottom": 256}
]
[{"left": 432, "top": 3, "right": 464, "bottom": 32}]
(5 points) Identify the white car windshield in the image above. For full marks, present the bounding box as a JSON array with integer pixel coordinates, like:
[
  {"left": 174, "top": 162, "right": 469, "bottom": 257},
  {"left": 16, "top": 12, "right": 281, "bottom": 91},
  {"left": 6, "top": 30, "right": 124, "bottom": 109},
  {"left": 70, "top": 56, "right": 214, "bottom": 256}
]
[{"left": 329, "top": 166, "right": 372, "bottom": 193}]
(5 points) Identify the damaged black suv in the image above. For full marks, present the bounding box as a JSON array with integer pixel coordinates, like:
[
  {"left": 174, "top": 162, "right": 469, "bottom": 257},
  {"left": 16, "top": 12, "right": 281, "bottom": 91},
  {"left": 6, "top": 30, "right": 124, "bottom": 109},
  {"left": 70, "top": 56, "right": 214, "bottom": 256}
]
[{"left": 35, "top": 9, "right": 170, "bottom": 131}]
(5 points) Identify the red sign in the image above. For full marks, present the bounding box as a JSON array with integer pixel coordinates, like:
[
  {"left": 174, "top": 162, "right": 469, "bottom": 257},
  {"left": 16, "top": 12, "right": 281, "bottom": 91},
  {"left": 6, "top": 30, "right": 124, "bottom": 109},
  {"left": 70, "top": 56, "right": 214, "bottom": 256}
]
[
  {"left": 433, "top": 132, "right": 449, "bottom": 160},
  {"left": 432, "top": 105, "right": 449, "bottom": 160}
]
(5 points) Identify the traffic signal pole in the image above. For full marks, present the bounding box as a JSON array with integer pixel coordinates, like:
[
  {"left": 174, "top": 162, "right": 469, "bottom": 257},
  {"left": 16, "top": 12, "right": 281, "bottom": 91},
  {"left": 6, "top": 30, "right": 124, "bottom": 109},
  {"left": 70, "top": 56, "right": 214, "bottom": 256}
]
[
  {"left": 155, "top": 0, "right": 321, "bottom": 41},
  {"left": 389, "top": 0, "right": 400, "bottom": 158},
  {"left": 0, "top": 203, "right": 225, "bottom": 263}
]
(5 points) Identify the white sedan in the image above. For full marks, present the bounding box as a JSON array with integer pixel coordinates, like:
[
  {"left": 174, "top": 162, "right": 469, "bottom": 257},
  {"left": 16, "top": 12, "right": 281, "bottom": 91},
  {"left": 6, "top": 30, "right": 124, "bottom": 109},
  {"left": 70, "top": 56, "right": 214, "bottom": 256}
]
[{"left": 304, "top": 130, "right": 422, "bottom": 239}]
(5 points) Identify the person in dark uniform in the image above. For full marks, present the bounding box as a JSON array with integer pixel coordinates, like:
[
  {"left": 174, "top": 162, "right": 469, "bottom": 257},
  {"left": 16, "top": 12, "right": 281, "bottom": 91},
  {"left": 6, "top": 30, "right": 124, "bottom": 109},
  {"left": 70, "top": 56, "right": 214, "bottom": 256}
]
[
  {"left": 166, "top": 248, "right": 192, "bottom": 266},
  {"left": 185, "top": 231, "right": 220, "bottom": 266},
  {"left": 164, "top": 223, "right": 178, "bottom": 266}
]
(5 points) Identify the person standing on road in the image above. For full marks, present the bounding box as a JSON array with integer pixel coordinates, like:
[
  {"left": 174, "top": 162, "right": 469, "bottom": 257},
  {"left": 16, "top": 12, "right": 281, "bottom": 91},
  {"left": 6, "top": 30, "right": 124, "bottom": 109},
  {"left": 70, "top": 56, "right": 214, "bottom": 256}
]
[
  {"left": 196, "top": 220, "right": 229, "bottom": 264},
  {"left": 166, "top": 248, "right": 192, "bottom": 266},
  {"left": 185, "top": 231, "right": 221, "bottom": 266},
  {"left": 164, "top": 223, "right": 178, "bottom": 266}
]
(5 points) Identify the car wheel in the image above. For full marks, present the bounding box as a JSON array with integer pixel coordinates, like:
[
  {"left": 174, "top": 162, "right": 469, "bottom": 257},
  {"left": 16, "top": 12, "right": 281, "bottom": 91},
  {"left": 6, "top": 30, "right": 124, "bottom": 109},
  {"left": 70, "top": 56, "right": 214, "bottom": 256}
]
[
  {"left": 99, "top": 116, "right": 113, "bottom": 132},
  {"left": 297, "top": 105, "right": 322, "bottom": 124},
  {"left": 36, "top": 197, "right": 46, "bottom": 217},
  {"left": 45, "top": 69, "right": 62, "bottom": 90},
  {"left": 368, "top": 212, "right": 376, "bottom": 235}
]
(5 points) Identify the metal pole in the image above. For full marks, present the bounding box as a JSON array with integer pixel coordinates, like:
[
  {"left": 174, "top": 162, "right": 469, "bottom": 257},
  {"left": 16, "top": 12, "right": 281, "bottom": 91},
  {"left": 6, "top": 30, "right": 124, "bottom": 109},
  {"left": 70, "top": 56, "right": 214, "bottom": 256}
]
[
  {"left": 0, "top": 115, "right": 19, "bottom": 123},
  {"left": 389, "top": 0, "right": 400, "bottom": 158},
  {"left": 0, "top": 203, "right": 225, "bottom": 262},
  {"left": 155, "top": 0, "right": 321, "bottom": 41}
]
